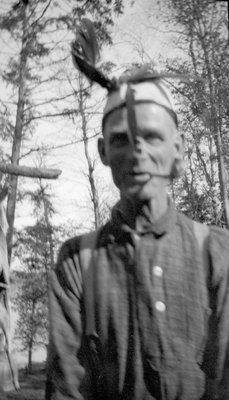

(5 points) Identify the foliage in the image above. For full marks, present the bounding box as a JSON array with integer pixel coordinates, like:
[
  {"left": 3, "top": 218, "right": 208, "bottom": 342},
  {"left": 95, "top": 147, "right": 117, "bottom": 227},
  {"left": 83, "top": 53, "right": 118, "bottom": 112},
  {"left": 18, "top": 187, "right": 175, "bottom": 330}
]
[
  {"left": 12, "top": 223, "right": 49, "bottom": 372},
  {"left": 13, "top": 267, "right": 48, "bottom": 349},
  {"left": 156, "top": 0, "right": 229, "bottom": 226},
  {"left": 11, "top": 180, "right": 59, "bottom": 371},
  {"left": 15, "top": 221, "right": 50, "bottom": 348},
  {"left": 0, "top": 0, "right": 125, "bottom": 260}
]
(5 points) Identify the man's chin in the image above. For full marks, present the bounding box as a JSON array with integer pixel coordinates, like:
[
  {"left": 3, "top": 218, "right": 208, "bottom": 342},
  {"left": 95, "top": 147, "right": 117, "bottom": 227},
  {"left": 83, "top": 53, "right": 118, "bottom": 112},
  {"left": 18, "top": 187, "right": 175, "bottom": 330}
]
[
  {"left": 122, "top": 185, "right": 159, "bottom": 202},
  {"left": 117, "top": 176, "right": 168, "bottom": 201}
]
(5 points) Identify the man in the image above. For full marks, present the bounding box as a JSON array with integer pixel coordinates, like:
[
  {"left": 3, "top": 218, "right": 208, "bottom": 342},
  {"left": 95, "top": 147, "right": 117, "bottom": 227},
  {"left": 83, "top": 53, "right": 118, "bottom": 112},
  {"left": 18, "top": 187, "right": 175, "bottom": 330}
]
[{"left": 46, "top": 20, "right": 229, "bottom": 400}]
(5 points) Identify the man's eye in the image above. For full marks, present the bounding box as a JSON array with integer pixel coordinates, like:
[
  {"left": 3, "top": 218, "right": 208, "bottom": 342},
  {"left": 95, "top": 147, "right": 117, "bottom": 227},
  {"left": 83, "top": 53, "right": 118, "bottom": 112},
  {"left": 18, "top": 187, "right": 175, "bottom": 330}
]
[
  {"left": 144, "top": 133, "right": 163, "bottom": 144},
  {"left": 110, "top": 134, "right": 128, "bottom": 146}
]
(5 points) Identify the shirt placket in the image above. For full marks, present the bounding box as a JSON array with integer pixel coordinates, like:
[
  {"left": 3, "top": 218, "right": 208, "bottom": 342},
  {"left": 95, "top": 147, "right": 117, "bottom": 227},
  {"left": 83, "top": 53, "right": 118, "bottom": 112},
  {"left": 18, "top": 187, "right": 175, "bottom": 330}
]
[{"left": 132, "top": 232, "right": 168, "bottom": 399}]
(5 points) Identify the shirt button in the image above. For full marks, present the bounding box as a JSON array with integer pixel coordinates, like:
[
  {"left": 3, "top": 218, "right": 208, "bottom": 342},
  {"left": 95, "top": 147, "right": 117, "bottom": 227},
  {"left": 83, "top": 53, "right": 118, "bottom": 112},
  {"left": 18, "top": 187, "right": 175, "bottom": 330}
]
[
  {"left": 153, "top": 266, "right": 163, "bottom": 277},
  {"left": 133, "top": 233, "right": 140, "bottom": 241},
  {"left": 155, "top": 301, "right": 166, "bottom": 312}
]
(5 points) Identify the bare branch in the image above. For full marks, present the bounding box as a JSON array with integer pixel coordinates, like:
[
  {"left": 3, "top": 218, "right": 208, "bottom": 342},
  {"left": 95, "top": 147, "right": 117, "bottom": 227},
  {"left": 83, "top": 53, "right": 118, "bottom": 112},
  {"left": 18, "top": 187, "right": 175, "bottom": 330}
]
[
  {"left": 30, "top": 0, "right": 52, "bottom": 28},
  {"left": 23, "top": 109, "right": 79, "bottom": 125},
  {"left": 20, "top": 132, "right": 100, "bottom": 159}
]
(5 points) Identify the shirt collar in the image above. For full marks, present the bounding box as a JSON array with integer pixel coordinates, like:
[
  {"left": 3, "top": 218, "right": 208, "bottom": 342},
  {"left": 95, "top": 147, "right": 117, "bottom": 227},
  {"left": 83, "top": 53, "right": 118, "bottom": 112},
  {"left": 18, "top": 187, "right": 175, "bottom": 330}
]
[{"left": 110, "top": 197, "right": 176, "bottom": 239}]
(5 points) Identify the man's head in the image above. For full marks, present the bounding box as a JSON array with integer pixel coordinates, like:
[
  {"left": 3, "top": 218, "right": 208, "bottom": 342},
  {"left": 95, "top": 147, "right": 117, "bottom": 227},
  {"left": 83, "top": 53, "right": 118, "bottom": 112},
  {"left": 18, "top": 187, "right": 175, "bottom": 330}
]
[{"left": 98, "top": 79, "right": 184, "bottom": 202}]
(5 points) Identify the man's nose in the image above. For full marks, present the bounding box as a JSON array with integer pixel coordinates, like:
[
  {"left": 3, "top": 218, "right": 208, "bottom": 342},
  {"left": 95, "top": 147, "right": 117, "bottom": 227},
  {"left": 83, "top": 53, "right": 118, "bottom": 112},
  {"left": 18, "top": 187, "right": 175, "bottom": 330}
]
[
  {"left": 132, "top": 136, "right": 145, "bottom": 153},
  {"left": 128, "top": 136, "right": 147, "bottom": 162}
]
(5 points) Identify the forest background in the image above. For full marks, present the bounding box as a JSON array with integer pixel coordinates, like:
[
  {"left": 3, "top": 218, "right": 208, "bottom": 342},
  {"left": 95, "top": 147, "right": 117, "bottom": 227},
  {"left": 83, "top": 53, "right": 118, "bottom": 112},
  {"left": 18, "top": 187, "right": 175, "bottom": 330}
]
[{"left": 0, "top": 0, "right": 229, "bottom": 373}]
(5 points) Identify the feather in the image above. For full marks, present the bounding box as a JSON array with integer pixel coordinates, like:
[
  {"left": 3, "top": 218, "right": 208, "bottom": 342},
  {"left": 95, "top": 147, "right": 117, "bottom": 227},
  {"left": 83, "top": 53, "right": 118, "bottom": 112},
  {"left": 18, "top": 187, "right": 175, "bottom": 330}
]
[
  {"left": 71, "top": 18, "right": 115, "bottom": 91},
  {"left": 74, "top": 18, "right": 100, "bottom": 66},
  {"left": 120, "top": 65, "right": 204, "bottom": 85}
]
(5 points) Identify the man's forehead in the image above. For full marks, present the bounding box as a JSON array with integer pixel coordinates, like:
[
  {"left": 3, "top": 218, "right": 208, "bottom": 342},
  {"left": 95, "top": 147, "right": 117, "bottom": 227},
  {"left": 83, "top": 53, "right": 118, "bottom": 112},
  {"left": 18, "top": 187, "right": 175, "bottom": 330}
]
[{"left": 104, "top": 103, "right": 177, "bottom": 138}]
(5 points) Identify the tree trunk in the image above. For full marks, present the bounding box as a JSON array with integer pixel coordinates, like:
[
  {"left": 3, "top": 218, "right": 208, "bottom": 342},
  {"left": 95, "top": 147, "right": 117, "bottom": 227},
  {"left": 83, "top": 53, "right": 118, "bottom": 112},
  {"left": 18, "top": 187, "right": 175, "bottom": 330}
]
[
  {"left": 40, "top": 183, "right": 55, "bottom": 272},
  {"left": 215, "top": 129, "right": 229, "bottom": 227},
  {"left": 27, "top": 298, "right": 36, "bottom": 374},
  {"left": 78, "top": 78, "right": 101, "bottom": 229},
  {"left": 200, "top": 39, "right": 229, "bottom": 227},
  {"left": 186, "top": 4, "right": 229, "bottom": 227},
  {"left": 28, "top": 338, "right": 33, "bottom": 374},
  {"left": 44, "top": 204, "right": 55, "bottom": 271},
  {"left": 7, "top": 3, "right": 29, "bottom": 263}
]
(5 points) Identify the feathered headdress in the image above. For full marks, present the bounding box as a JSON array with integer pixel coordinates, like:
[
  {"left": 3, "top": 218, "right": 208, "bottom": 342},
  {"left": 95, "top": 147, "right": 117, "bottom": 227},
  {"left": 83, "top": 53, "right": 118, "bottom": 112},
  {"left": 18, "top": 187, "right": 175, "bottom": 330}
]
[
  {"left": 71, "top": 19, "right": 189, "bottom": 91},
  {"left": 71, "top": 19, "right": 194, "bottom": 140},
  {"left": 71, "top": 19, "right": 189, "bottom": 178}
]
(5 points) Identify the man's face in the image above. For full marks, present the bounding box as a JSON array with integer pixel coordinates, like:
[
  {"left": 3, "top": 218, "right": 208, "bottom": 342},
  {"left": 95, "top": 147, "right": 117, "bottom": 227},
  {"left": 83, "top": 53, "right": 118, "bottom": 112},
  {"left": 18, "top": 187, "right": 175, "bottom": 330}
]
[{"left": 99, "top": 103, "right": 182, "bottom": 202}]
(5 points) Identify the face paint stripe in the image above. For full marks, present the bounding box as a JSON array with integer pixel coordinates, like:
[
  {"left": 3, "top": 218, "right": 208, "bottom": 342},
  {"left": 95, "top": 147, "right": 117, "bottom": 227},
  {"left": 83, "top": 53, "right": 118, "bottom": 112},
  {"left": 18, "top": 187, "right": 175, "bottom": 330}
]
[{"left": 125, "top": 85, "right": 137, "bottom": 146}]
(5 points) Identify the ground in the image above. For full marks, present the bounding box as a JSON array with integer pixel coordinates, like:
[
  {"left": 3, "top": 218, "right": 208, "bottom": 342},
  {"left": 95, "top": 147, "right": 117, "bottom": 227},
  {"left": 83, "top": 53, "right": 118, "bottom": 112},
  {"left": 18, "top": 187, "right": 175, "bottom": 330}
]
[{"left": 6, "top": 363, "right": 45, "bottom": 400}]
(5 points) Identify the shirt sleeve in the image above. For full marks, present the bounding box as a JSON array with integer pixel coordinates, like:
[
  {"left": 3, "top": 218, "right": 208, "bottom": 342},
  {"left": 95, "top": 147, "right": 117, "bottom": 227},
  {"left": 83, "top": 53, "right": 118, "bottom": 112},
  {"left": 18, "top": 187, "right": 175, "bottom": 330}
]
[
  {"left": 45, "top": 239, "right": 86, "bottom": 400},
  {"left": 202, "top": 226, "right": 229, "bottom": 399}
]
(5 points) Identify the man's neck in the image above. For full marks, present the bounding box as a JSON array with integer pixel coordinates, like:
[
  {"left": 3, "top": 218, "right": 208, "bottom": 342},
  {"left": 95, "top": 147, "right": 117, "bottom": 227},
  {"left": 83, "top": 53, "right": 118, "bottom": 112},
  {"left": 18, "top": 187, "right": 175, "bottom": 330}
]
[{"left": 119, "top": 193, "right": 169, "bottom": 229}]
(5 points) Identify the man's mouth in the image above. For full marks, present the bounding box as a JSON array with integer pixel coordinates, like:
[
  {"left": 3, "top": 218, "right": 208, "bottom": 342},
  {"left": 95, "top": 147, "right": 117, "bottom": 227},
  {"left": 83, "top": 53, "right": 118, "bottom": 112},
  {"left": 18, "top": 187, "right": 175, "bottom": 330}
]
[{"left": 127, "top": 172, "right": 151, "bottom": 182}]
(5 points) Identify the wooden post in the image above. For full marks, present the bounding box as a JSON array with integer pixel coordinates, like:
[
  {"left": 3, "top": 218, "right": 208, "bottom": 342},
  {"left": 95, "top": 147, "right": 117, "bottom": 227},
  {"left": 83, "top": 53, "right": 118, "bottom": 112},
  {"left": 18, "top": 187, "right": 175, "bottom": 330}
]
[
  {"left": 1, "top": 162, "right": 61, "bottom": 262},
  {"left": 0, "top": 197, "right": 19, "bottom": 390},
  {"left": 0, "top": 163, "right": 61, "bottom": 180},
  {"left": 0, "top": 159, "right": 62, "bottom": 388}
]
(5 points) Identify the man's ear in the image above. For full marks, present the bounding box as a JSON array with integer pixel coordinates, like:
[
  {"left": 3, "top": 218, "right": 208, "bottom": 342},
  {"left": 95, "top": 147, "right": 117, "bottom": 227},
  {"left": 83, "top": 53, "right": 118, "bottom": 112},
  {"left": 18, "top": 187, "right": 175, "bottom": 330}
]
[
  {"left": 98, "top": 138, "right": 109, "bottom": 166},
  {"left": 174, "top": 132, "right": 184, "bottom": 158},
  {"left": 171, "top": 133, "right": 185, "bottom": 179}
]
